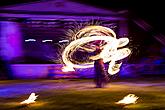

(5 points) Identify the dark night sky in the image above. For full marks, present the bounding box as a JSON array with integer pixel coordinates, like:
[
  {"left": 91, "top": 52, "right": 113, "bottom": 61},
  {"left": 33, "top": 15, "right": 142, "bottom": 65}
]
[{"left": 75, "top": 0, "right": 165, "bottom": 34}]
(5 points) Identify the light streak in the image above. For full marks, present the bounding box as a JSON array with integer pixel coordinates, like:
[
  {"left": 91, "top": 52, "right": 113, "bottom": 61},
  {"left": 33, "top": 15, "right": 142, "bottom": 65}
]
[
  {"left": 59, "top": 40, "right": 69, "bottom": 43},
  {"left": 42, "top": 40, "right": 53, "bottom": 42},
  {"left": 62, "top": 25, "right": 131, "bottom": 75},
  {"left": 25, "top": 39, "right": 36, "bottom": 42}
]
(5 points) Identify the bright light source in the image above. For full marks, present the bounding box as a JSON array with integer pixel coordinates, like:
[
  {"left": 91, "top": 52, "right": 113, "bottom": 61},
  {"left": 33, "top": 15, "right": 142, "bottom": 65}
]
[
  {"left": 62, "top": 65, "right": 75, "bottom": 72},
  {"left": 42, "top": 40, "right": 53, "bottom": 42},
  {"left": 20, "top": 93, "right": 38, "bottom": 105},
  {"left": 25, "top": 39, "right": 36, "bottom": 42},
  {"left": 59, "top": 40, "right": 69, "bottom": 43},
  {"left": 116, "top": 94, "right": 139, "bottom": 105}
]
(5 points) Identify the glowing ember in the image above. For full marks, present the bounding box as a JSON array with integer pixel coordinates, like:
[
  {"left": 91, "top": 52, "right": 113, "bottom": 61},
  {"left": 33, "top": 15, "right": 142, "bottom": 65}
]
[
  {"left": 62, "top": 65, "right": 75, "bottom": 72},
  {"left": 116, "top": 94, "right": 139, "bottom": 105},
  {"left": 20, "top": 93, "right": 38, "bottom": 104},
  {"left": 62, "top": 25, "right": 131, "bottom": 75}
]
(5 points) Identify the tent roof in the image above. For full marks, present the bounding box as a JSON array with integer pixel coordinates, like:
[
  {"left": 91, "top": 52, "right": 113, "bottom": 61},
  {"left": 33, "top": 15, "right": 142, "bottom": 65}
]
[{"left": 0, "top": 0, "right": 127, "bottom": 20}]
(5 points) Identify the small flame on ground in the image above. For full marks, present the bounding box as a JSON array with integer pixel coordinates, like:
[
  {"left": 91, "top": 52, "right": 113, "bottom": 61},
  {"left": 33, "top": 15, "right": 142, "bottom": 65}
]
[
  {"left": 20, "top": 93, "right": 38, "bottom": 104},
  {"left": 116, "top": 94, "right": 139, "bottom": 105}
]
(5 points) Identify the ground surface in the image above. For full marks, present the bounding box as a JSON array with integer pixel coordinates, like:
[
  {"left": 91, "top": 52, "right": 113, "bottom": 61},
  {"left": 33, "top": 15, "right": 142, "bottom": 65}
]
[{"left": 0, "top": 78, "right": 165, "bottom": 110}]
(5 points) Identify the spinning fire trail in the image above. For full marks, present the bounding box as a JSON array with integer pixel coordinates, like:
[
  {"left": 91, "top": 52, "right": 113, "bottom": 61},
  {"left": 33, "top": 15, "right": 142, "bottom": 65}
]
[{"left": 62, "top": 26, "right": 131, "bottom": 75}]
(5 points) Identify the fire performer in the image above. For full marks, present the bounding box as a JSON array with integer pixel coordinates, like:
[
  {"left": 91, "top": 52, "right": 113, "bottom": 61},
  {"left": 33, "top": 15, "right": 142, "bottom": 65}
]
[{"left": 93, "top": 44, "right": 110, "bottom": 88}]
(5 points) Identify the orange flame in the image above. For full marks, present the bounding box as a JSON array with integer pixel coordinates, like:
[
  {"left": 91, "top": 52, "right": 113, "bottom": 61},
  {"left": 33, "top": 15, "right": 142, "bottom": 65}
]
[
  {"left": 20, "top": 93, "right": 38, "bottom": 104},
  {"left": 116, "top": 94, "right": 139, "bottom": 105}
]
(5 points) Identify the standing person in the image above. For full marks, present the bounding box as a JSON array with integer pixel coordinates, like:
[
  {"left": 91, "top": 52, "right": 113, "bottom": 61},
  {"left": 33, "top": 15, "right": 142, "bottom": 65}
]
[{"left": 93, "top": 45, "right": 109, "bottom": 88}]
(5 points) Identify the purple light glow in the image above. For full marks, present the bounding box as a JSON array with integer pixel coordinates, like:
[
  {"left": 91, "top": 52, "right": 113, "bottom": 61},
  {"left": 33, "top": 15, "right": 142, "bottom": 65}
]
[
  {"left": 0, "top": 21, "right": 23, "bottom": 60},
  {"left": 0, "top": 82, "right": 67, "bottom": 98},
  {"left": 11, "top": 64, "right": 94, "bottom": 79}
]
